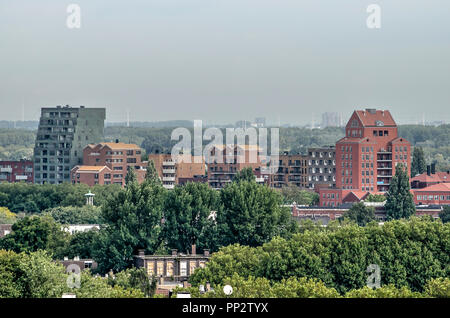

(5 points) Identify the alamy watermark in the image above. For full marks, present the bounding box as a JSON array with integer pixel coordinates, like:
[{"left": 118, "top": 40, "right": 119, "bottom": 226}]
[
  {"left": 66, "top": 4, "right": 81, "bottom": 29},
  {"left": 66, "top": 264, "right": 81, "bottom": 289},
  {"left": 367, "top": 4, "right": 381, "bottom": 29},
  {"left": 170, "top": 120, "right": 280, "bottom": 174},
  {"left": 366, "top": 264, "right": 381, "bottom": 289}
]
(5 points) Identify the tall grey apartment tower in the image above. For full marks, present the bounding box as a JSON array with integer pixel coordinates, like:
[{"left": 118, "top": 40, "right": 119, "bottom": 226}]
[{"left": 33, "top": 105, "right": 106, "bottom": 184}]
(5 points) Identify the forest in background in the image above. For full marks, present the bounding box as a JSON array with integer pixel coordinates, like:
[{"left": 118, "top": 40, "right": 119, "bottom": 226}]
[{"left": 0, "top": 125, "right": 449, "bottom": 171}]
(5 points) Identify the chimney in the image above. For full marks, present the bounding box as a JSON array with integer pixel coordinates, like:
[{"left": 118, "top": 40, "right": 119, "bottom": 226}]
[
  {"left": 427, "top": 165, "right": 431, "bottom": 176},
  {"left": 138, "top": 249, "right": 145, "bottom": 256},
  {"left": 431, "top": 163, "right": 436, "bottom": 175},
  {"left": 203, "top": 249, "right": 210, "bottom": 257},
  {"left": 171, "top": 249, "right": 178, "bottom": 256},
  {"left": 191, "top": 244, "right": 196, "bottom": 255}
]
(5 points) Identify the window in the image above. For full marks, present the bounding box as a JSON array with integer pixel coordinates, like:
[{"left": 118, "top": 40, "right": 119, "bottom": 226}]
[
  {"left": 157, "top": 261, "right": 164, "bottom": 276},
  {"left": 180, "top": 261, "right": 187, "bottom": 276},
  {"left": 166, "top": 261, "right": 174, "bottom": 277}
]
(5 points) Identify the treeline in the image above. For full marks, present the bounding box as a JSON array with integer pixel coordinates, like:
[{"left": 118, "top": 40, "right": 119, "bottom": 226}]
[
  {"left": 0, "top": 128, "right": 36, "bottom": 161},
  {"left": 187, "top": 217, "right": 450, "bottom": 295},
  {"left": 0, "top": 183, "right": 122, "bottom": 213}
]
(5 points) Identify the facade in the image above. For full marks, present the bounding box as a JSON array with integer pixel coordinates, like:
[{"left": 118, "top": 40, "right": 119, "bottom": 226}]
[
  {"left": 0, "top": 160, "right": 33, "bottom": 183},
  {"left": 70, "top": 165, "right": 113, "bottom": 186},
  {"left": 306, "top": 147, "right": 336, "bottom": 189},
  {"left": 335, "top": 109, "right": 410, "bottom": 193},
  {"left": 271, "top": 153, "right": 308, "bottom": 188},
  {"left": 412, "top": 183, "right": 450, "bottom": 205},
  {"left": 148, "top": 154, "right": 206, "bottom": 190},
  {"left": 33, "top": 105, "right": 106, "bottom": 184},
  {"left": 60, "top": 258, "right": 98, "bottom": 271},
  {"left": 71, "top": 141, "right": 147, "bottom": 186},
  {"left": 207, "top": 145, "right": 263, "bottom": 189},
  {"left": 134, "top": 247, "right": 210, "bottom": 291},
  {"left": 178, "top": 175, "right": 208, "bottom": 186}
]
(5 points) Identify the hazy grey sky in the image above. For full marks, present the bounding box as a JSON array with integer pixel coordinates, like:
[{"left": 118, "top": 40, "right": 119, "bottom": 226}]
[{"left": 1, "top": 0, "right": 449, "bottom": 125}]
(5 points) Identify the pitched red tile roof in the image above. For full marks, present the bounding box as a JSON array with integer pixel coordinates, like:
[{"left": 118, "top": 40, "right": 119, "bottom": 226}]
[
  {"left": 71, "top": 165, "right": 110, "bottom": 172},
  {"left": 411, "top": 172, "right": 450, "bottom": 183},
  {"left": 355, "top": 110, "right": 396, "bottom": 127},
  {"left": 413, "top": 183, "right": 450, "bottom": 192}
]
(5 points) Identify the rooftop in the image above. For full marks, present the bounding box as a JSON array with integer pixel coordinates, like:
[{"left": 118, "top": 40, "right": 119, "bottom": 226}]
[
  {"left": 87, "top": 142, "right": 141, "bottom": 150},
  {"left": 72, "top": 165, "right": 109, "bottom": 172},
  {"left": 413, "top": 182, "right": 450, "bottom": 192},
  {"left": 354, "top": 109, "right": 396, "bottom": 127}
]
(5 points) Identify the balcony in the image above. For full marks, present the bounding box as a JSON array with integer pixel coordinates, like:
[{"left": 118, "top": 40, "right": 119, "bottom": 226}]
[
  {"left": 162, "top": 169, "right": 175, "bottom": 174},
  {"left": 162, "top": 176, "right": 176, "bottom": 182},
  {"left": 162, "top": 161, "right": 175, "bottom": 166},
  {"left": 163, "top": 184, "right": 175, "bottom": 189},
  {"left": 0, "top": 167, "right": 12, "bottom": 173}
]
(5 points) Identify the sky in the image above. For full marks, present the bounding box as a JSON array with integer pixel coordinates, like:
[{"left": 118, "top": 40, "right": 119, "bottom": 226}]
[{"left": 0, "top": 0, "right": 449, "bottom": 125}]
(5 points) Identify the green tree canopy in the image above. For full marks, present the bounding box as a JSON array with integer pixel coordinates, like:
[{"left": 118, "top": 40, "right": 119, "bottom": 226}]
[
  {"left": 279, "top": 184, "right": 319, "bottom": 205},
  {"left": 385, "top": 164, "right": 416, "bottom": 220},
  {"left": 190, "top": 217, "right": 449, "bottom": 294},
  {"left": 93, "top": 177, "right": 167, "bottom": 274},
  {"left": 342, "top": 202, "right": 376, "bottom": 226},
  {"left": 0, "top": 249, "right": 67, "bottom": 298},
  {"left": 232, "top": 167, "right": 255, "bottom": 183},
  {"left": 411, "top": 146, "right": 427, "bottom": 177},
  {"left": 217, "top": 181, "right": 297, "bottom": 247},
  {"left": 163, "top": 182, "right": 220, "bottom": 254},
  {"left": 439, "top": 205, "right": 450, "bottom": 224},
  {"left": 144, "top": 160, "right": 162, "bottom": 186},
  {"left": 0, "top": 207, "right": 17, "bottom": 224},
  {"left": 0, "top": 215, "right": 69, "bottom": 259}
]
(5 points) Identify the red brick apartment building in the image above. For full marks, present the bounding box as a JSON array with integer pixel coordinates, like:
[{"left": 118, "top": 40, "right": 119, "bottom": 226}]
[
  {"left": 148, "top": 153, "right": 206, "bottom": 190},
  {"left": 71, "top": 141, "right": 147, "bottom": 186},
  {"left": 0, "top": 160, "right": 33, "bottom": 183},
  {"left": 319, "top": 109, "right": 411, "bottom": 207},
  {"left": 270, "top": 153, "right": 308, "bottom": 188},
  {"left": 207, "top": 145, "right": 265, "bottom": 189}
]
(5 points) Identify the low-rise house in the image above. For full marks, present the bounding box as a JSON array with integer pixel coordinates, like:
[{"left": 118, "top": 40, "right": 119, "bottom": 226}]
[{"left": 134, "top": 245, "right": 210, "bottom": 293}]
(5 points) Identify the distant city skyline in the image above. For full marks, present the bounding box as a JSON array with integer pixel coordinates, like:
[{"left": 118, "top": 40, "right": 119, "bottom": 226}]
[{"left": 1, "top": 1, "right": 449, "bottom": 125}]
